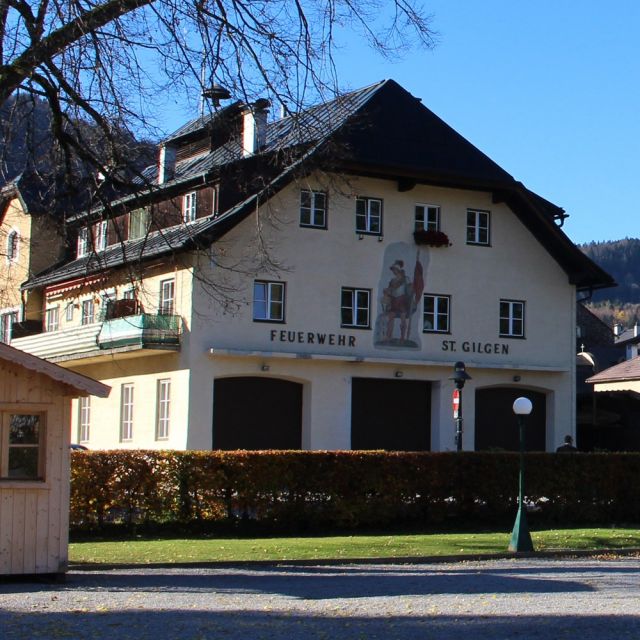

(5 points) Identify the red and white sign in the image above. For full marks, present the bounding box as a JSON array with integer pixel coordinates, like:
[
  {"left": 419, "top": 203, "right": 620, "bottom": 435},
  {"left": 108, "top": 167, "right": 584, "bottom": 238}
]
[{"left": 452, "top": 389, "right": 460, "bottom": 419}]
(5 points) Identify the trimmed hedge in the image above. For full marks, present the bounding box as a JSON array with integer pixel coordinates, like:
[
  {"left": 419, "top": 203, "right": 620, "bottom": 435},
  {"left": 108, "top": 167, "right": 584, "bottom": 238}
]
[{"left": 69, "top": 450, "right": 640, "bottom": 534}]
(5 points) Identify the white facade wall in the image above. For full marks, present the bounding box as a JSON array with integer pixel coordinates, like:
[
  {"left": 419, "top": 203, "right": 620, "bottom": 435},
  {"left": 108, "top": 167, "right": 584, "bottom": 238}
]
[{"left": 181, "top": 173, "right": 576, "bottom": 452}]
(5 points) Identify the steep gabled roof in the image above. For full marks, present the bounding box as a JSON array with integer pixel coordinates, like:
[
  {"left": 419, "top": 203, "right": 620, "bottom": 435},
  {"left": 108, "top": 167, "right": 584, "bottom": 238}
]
[{"left": 23, "top": 79, "right": 615, "bottom": 292}]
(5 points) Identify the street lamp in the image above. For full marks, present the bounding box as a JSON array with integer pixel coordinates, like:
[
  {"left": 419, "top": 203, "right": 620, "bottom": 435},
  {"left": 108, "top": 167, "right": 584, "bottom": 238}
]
[
  {"left": 449, "top": 361, "right": 471, "bottom": 452},
  {"left": 508, "top": 396, "right": 534, "bottom": 552}
]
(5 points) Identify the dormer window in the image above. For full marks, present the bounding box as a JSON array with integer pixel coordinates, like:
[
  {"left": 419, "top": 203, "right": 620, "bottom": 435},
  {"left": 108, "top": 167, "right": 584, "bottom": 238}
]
[
  {"left": 183, "top": 192, "right": 197, "bottom": 223},
  {"left": 77, "top": 227, "right": 89, "bottom": 258},
  {"left": 129, "top": 207, "right": 151, "bottom": 240},
  {"left": 94, "top": 220, "right": 108, "bottom": 251},
  {"left": 6, "top": 229, "right": 19, "bottom": 263}
]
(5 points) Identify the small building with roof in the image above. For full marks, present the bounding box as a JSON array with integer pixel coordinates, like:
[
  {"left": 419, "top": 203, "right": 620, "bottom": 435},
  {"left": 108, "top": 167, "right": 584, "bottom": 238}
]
[{"left": 0, "top": 342, "right": 109, "bottom": 577}]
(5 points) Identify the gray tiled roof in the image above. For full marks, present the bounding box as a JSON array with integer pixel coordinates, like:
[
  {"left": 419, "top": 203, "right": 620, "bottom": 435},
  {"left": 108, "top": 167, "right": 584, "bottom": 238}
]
[{"left": 22, "top": 79, "right": 615, "bottom": 293}]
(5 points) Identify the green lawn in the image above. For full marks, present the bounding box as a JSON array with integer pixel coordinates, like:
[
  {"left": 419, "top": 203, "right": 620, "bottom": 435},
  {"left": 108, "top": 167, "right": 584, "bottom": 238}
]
[{"left": 69, "top": 528, "right": 640, "bottom": 565}]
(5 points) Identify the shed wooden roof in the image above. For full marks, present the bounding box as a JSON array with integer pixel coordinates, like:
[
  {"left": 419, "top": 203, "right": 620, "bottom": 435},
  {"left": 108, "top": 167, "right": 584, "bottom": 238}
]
[{"left": 0, "top": 342, "right": 110, "bottom": 397}]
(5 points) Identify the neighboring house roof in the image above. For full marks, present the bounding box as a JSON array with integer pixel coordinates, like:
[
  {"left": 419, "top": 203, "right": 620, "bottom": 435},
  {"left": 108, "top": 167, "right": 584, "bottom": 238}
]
[
  {"left": 23, "top": 79, "right": 616, "bottom": 293},
  {"left": 0, "top": 342, "right": 111, "bottom": 397},
  {"left": 586, "top": 355, "right": 640, "bottom": 385},
  {"left": 615, "top": 325, "right": 640, "bottom": 345}
]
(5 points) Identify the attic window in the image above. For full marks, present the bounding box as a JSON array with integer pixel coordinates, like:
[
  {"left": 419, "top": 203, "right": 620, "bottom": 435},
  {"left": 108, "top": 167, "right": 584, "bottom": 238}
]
[
  {"left": 77, "top": 227, "right": 89, "bottom": 258},
  {"left": 129, "top": 207, "right": 151, "bottom": 240},
  {"left": 6, "top": 229, "right": 19, "bottom": 263},
  {"left": 183, "top": 192, "right": 197, "bottom": 223}
]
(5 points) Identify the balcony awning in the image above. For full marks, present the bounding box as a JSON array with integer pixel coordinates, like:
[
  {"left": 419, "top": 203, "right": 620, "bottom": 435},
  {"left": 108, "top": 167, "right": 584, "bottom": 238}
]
[{"left": 45, "top": 275, "right": 107, "bottom": 298}]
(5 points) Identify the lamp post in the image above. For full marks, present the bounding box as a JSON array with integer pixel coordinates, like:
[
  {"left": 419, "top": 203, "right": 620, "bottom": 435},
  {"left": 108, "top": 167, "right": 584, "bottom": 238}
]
[
  {"left": 509, "top": 396, "right": 534, "bottom": 552},
  {"left": 449, "top": 361, "right": 471, "bottom": 452}
]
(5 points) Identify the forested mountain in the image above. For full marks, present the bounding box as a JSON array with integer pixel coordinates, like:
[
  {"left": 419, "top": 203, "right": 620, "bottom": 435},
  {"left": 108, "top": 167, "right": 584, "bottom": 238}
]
[
  {"left": 580, "top": 238, "right": 640, "bottom": 328},
  {"left": 0, "top": 94, "right": 155, "bottom": 207}
]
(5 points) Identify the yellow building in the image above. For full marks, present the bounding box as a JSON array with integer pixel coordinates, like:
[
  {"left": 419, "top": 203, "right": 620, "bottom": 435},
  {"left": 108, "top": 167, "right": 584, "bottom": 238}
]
[{"left": 9, "top": 80, "right": 614, "bottom": 452}]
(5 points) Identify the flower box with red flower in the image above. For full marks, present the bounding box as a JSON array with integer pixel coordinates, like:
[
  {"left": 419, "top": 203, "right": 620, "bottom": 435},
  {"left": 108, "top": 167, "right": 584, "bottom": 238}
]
[{"left": 413, "top": 229, "right": 451, "bottom": 247}]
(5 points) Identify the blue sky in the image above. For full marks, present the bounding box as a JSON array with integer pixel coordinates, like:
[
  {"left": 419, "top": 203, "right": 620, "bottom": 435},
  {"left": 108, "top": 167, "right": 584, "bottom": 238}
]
[
  {"left": 330, "top": 1, "right": 640, "bottom": 246},
  {"left": 160, "top": 2, "right": 639, "bottom": 246}
]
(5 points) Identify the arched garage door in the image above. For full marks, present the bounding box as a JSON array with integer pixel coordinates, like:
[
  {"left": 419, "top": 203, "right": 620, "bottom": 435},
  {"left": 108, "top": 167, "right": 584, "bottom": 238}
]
[
  {"left": 351, "top": 378, "right": 431, "bottom": 451},
  {"left": 475, "top": 388, "right": 546, "bottom": 451},
  {"left": 213, "top": 377, "right": 302, "bottom": 450}
]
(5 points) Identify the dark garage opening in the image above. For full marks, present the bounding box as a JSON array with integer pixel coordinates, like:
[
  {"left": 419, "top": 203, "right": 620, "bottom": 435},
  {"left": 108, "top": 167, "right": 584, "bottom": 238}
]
[
  {"left": 475, "top": 387, "right": 547, "bottom": 451},
  {"left": 213, "top": 376, "right": 302, "bottom": 450},
  {"left": 351, "top": 377, "right": 431, "bottom": 451}
]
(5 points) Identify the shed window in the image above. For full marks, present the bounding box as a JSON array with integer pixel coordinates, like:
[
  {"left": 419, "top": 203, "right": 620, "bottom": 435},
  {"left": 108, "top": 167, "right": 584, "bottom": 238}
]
[{"left": 0, "top": 412, "right": 44, "bottom": 480}]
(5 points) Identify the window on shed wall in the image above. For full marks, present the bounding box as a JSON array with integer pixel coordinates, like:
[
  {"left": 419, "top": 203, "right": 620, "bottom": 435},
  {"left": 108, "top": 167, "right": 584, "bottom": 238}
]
[{"left": 0, "top": 412, "right": 45, "bottom": 480}]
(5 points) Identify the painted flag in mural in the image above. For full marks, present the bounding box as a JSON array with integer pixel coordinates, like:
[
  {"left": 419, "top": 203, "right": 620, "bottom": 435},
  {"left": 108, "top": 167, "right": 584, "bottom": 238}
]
[{"left": 413, "top": 253, "right": 424, "bottom": 305}]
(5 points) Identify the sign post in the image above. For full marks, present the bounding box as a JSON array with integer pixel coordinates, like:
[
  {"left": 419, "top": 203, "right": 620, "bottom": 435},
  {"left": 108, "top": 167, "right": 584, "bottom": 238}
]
[
  {"left": 449, "top": 362, "right": 471, "bottom": 452},
  {"left": 453, "top": 388, "right": 462, "bottom": 451}
]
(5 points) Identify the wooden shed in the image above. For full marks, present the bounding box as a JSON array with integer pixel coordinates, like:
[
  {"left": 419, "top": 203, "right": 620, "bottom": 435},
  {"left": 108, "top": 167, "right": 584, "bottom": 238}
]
[{"left": 0, "top": 342, "right": 110, "bottom": 577}]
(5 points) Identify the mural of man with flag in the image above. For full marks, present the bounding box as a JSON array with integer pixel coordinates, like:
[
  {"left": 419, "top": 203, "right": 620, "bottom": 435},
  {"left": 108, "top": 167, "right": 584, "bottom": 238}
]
[{"left": 375, "top": 245, "right": 425, "bottom": 349}]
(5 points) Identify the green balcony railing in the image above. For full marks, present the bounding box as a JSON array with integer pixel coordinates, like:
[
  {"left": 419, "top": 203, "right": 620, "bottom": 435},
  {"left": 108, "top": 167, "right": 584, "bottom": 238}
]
[{"left": 98, "top": 313, "right": 182, "bottom": 350}]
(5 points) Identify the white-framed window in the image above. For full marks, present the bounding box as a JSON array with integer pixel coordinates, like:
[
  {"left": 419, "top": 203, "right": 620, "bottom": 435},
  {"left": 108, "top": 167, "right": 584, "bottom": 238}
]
[
  {"left": 0, "top": 311, "right": 18, "bottom": 344},
  {"left": 156, "top": 379, "right": 171, "bottom": 440},
  {"left": 355, "top": 197, "right": 383, "bottom": 235},
  {"left": 94, "top": 220, "right": 108, "bottom": 251},
  {"left": 77, "top": 227, "right": 89, "bottom": 257},
  {"left": 129, "top": 207, "right": 151, "bottom": 239},
  {"left": 182, "top": 192, "right": 197, "bottom": 223},
  {"left": 0, "top": 412, "right": 44, "bottom": 480},
  {"left": 300, "top": 190, "right": 327, "bottom": 229},
  {"left": 466, "top": 209, "right": 490, "bottom": 245},
  {"left": 123, "top": 288, "right": 136, "bottom": 300},
  {"left": 78, "top": 397, "right": 91, "bottom": 443},
  {"left": 500, "top": 299, "right": 525, "bottom": 338},
  {"left": 45, "top": 306, "right": 59, "bottom": 332},
  {"left": 211, "top": 186, "right": 219, "bottom": 216},
  {"left": 253, "top": 281, "right": 285, "bottom": 322},
  {"left": 65, "top": 302, "right": 75, "bottom": 322},
  {"left": 423, "top": 294, "right": 450, "bottom": 333},
  {"left": 120, "top": 383, "right": 134, "bottom": 442},
  {"left": 340, "top": 287, "right": 370, "bottom": 328},
  {"left": 81, "top": 299, "right": 95, "bottom": 325},
  {"left": 415, "top": 204, "right": 440, "bottom": 232},
  {"left": 6, "top": 229, "right": 19, "bottom": 263},
  {"left": 159, "top": 279, "right": 175, "bottom": 315}
]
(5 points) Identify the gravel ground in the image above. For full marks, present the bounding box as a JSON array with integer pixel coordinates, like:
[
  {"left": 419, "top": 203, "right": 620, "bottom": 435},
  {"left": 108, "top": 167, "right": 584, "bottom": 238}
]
[{"left": 2, "top": 557, "right": 640, "bottom": 639}]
